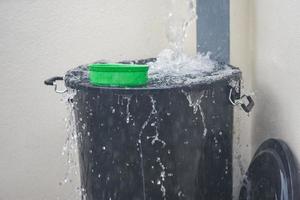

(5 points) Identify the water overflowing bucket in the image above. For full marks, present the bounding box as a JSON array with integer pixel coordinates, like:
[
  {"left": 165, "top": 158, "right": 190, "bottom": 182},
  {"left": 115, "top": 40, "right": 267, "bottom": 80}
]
[{"left": 45, "top": 58, "right": 254, "bottom": 200}]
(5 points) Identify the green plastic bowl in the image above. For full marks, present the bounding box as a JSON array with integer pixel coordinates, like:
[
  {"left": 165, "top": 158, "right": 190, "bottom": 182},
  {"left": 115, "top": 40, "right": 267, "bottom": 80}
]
[{"left": 89, "top": 63, "right": 149, "bottom": 87}]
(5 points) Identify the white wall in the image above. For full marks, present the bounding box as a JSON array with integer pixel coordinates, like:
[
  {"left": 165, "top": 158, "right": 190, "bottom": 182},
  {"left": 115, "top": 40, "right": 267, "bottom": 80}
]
[
  {"left": 251, "top": 0, "right": 300, "bottom": 165},
  {"left": 0, "top": 1, "right": 196, "bottom": 199},
  {"left": 230, "top": 0, "right": 254, "bottom": 198},
  {"left": 231, "top": 0, "right": 300, "bottom": 189}
]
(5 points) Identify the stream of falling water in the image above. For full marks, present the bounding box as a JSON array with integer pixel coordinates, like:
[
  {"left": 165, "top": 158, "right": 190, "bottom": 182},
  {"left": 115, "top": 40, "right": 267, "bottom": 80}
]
[
  {"left": 148, "top": 0, "right": 236, "bottom": 88},
  {"left": 60, "top": 89, "right": 91, "bottom": 200},
  {"left": 61, "top": 90, "right": 77, "bottom": 184},
  {"left": 166, "top": 0, "right": 197, "bottom": 53}
]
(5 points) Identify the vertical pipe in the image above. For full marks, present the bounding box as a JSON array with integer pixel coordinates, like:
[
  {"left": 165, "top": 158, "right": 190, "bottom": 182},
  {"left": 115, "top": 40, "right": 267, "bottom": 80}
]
[{"left": 197, "top": 0, "right": 230, "bottom": 63}]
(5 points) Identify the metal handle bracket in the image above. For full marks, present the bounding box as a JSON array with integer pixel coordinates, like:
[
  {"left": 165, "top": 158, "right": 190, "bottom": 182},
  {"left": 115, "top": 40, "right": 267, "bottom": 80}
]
[
  {"left": 229, "top": 88, "right": 255, "bottom": 113},
  {"left": 44, "top": 76, "right": 67, "bottom": 94}
]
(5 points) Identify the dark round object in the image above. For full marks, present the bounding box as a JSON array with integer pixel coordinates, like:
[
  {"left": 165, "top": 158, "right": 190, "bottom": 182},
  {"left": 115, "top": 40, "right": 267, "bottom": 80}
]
[{"left": 239, "top": 139, "right": 300, "bottom": 200}]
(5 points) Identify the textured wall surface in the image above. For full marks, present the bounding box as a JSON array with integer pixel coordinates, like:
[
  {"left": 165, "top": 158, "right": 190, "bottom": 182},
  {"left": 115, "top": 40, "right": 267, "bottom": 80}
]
[
  {"left": 0, "top": 1, "right": 196, "bottom": 199},
  {"left": 231, "top": 1, "right": 300, "bottom": 198},
  {"left": 230, "top": 0, "right": 254, "bottom": 198},
  {"left": 251, "top": 0, "right": 300, "bottom": 166}
]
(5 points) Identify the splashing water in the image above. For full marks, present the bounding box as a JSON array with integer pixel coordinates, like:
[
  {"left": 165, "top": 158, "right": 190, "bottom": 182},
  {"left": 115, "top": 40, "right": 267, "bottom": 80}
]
[
  {"left": 148, "top": 49, "right": 231, "bottom": 85},
  {"left": 60, "top": 90, "right": 86, "bottom": 200},
  {"left": 182, "top": 90, "right": 208, "bottom": 137},
  {"left": 146, "top": 97, "right": 167, "bottom": 147},
  {"left": 156, "top": 157, "right": 167, "bottom": 199},
  {"left": 138, "top": 96, "right": 159, "bottom": 200},
  {"left": 150, "top": 0, "right": 205, "bottom": 79},
  {"left": 135, "top": 96, "right": 168, "bottom": 200},
  {"left": 147, "top": 0, "right": 238, "bottom": 88},
  {"left": 123, "top": 95, "right": 133, "bottom": 124},
  {"left": 150, "top": 0, "right": 236, "bottom": 88},
  {"left": 61, "top": 90, "right": 77, "bottom": 183},
  {"left": 166, "top": 0, "right": 197, "bottom": 52}
]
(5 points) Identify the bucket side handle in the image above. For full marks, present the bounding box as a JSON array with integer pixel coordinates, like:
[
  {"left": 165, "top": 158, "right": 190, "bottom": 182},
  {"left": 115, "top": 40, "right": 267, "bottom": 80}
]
[
  {"left": 44, "top": 76, "right": 67, "bottom": 94},
  {"left": 44, "top": 76, "right": 64, "bottom": 86},
  {"left": 229, "top": 88, "right": 255, "bottom": 113}
]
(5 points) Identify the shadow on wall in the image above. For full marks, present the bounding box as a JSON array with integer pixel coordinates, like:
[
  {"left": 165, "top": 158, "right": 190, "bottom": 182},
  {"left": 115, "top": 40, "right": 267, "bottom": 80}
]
[{"left": 252, "top": 84, "right": 284, "bottom": 153}]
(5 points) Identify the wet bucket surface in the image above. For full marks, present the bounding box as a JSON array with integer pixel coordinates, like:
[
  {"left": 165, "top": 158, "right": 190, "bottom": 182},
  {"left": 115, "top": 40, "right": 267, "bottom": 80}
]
[{"left": 64, "top": 59, "right": 241, "bottom": 200}]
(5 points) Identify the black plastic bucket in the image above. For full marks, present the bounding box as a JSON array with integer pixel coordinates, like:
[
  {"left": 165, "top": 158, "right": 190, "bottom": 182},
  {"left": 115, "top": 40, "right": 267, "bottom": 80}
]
[{"left": 46, "top": 59, "right": 242, "bottom": 200}]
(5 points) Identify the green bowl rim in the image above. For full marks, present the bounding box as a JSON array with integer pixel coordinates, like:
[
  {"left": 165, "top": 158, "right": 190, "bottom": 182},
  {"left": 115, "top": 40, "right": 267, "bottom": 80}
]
[{"left": 89, "top": 63, "right": 149, "bottom": 72}]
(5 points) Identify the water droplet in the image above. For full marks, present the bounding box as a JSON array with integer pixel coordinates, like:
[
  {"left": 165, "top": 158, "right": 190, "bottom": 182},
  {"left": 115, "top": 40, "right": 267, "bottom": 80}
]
[
  {"left": 178, "top": 191, "right": 182, "bottom": 197},
  {"left": 168, "top": 173, "right": 173, "bottom": 177}
]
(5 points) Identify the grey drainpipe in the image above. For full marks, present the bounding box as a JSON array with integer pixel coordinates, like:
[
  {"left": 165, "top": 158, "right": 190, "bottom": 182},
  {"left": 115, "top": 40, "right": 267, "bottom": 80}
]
[{"left": 197, "top": 0, "right": 230, "bottom": 64}]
